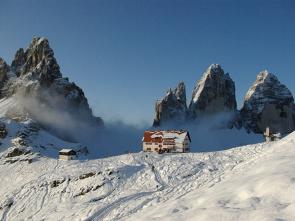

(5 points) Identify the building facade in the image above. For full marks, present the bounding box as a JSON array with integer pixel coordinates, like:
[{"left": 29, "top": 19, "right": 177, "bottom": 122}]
[
  {"left": 59, "top": 149, "right": 77, "bottom": 160},
  {"left": 142, "top": 130, "right": 191, "bottom": 153}
]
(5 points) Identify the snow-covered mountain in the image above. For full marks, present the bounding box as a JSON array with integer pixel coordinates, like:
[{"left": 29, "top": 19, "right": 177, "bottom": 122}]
[{"left": 1, "top": 128, "right": 295, "bottom": 220}]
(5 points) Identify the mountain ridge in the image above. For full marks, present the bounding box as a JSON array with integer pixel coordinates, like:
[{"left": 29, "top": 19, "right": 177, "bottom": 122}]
[{"left": 153, "top": 64, "right": 295, "bottom": 135}]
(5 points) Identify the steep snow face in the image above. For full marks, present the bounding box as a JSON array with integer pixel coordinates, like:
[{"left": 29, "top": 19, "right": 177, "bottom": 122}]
[
  {"left": 153, "top": 82, "right": 188, "bottom": 127},
  {"left": 241, "top": 70, "right": 294, "bottom": 134},
  {"left": 1, "top": 130, "right": 294, "bottom": 220},
  {"left": 189, "top": 64, "right": 237, "bottom": 119}
]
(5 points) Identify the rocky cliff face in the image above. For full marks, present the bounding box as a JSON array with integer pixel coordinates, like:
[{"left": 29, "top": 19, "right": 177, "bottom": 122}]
[
  {"left": 0, "top": 37, "right": 103, "bottom": 141},
  {"left": 0, "top": 58, "right": 9, "bottom": 83},
  {"left": 152, "top": 65, "right": 295, "bottom": 135},
  {"left": 153, "top": 64, "right": 238, "bottom": 127},
  {"left": 241, "top": 71, "right": 294, "bottom": 134},
  {"left": 10, "top": 48, "right": 26, "bottom": 77},
  {"left": 153, "top": 82, "right": 188, "bottom": 126},
  {"left": 189, "top": 64, "right": 237, "bottom": 119}
]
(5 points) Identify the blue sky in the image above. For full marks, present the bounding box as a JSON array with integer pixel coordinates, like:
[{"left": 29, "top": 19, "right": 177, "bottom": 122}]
[{"left": 0, "top": 0, "right": 294, "bottom": 125}]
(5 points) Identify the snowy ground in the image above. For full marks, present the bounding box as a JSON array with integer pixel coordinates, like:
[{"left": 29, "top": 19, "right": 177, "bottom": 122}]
[{"left": 1, "top": 131, "right": 295, "bottom": 220}]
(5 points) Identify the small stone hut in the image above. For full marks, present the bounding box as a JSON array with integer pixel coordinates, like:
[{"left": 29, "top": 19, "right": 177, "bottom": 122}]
[{"left": 59, "top": 149, "right": 77, "bottom": 160}]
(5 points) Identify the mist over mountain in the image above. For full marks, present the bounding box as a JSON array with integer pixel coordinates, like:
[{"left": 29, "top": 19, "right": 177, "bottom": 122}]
[
  {"left": 0, "top": 37, "right": 294, "bottom": 158},
  {"left": 153, "top": 64, "right": 295, "bottom": 137}
]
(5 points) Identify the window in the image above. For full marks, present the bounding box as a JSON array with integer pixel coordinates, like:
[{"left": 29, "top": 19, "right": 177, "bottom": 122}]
[
  {"left": 155, "top": 148, "right": 158, "bottom": 151},
  {"left": 146, "top": 142, "right": 152, "bottom": 145},
  {"left": 147, "top": 148, "right": 151, "bottom": 151}
]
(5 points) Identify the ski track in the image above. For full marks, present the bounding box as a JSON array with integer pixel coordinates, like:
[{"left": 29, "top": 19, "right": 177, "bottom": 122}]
[
  {"left": 88, "top": 142, "right": 271, "bottom": 221},
  {"left": 0, "top": 138, "right": 288, "bottom": 221}
]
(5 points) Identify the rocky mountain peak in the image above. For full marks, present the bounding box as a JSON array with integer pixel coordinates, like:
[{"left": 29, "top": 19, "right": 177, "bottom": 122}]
[
  {"left": 255, "top": 70, "right": 278, "bottom": 83},
  {"left": 174, "top": 81, "right": 186, "bottom": 106},
  {"left": 189, "top": 64, "right": 237, "bottom": 118},
  {"left": 207, "top": 63, "right": 223, "bottom": 75},
  {"left": 244, "top": 70, "right": 293, "bottom": 105},
  {"left": 1, "top": 37, "right": 104, "bottom": 142},
  {"left": 153, "top": 82, "right": 188, "bottom": 127},
  {"left": 10, "top": 37, "right": 61, "bottom": 86},
  {"left": 241, "top": 71, "right": 294, "bottom": 134}
]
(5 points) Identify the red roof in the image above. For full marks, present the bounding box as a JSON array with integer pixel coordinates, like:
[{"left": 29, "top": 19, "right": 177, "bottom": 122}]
[{"left": 143, "top": 130, "right": 191, "bottom": 143}]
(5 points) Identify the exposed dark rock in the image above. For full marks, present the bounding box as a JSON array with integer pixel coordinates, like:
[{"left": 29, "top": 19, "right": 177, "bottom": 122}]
[
  {"left": 11, "top": 48, "right": 26, "bottom": 77},
  {"left": 189, "top": 64, "right": 237, "bottom": 119},
  {"left": 50, "top": 178, "right": 65, "bottom": 188},
  {"left": 153, "top": 82, "right": 188, "bottom": 126},
  {"left": 4, "top": 158, "right": 33, "bottom": 164},
  {"left": 79, "top": 172, "right": 96, "bottom": 180},
  {"left": 92, "top": 183, "right": 105, "bottom": 191},
  {"left": 20, "top": 37, "right": 61, "bottom": 84},
  {"left": 0, "top": 58, "right": 9, "bottom": 93},
  {"left": 241, "top": 70, "right": 295, "bottom": 134},
  {"left": 0, "top": 198, "right": 13, "bottom": 210},
  {"left": 74, "top": 186, "right": 93, "bottom": 197},
  {"left": 5, "top": 148, "right": 30, "bottom": 158},
  {"left": 0, "top": 122, "right": 8, "bottom": 138}
]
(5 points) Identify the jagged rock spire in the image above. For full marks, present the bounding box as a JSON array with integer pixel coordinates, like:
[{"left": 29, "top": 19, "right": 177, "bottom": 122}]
[
  {"left": 11, "top": 48, "right": 26, "bottom": 77},
  {"left": 241, "top": 70, "right": 294, "bottom": 134},
  {"left": 153, "top": 82, "right": 188, "bottom": 127},
  {"left": 0, "top": 57, "right": 9, "bottom": 82},
  {"left": 189, "top": 64, "right": 237, "bottom": 118},
  {"left": 21, "top": 37, "right": 61, "bottom": 84},
  {"left": 174, "top": 81, "right": 186, "bottom": 106}
]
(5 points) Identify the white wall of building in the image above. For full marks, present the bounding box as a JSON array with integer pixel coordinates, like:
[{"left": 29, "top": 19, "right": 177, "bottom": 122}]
[
  {"left": 59, "top": 155, "right": 76, "bottom": 160},
  {"left": 143, "top": 135, "right": 190, "bottom": 153}
]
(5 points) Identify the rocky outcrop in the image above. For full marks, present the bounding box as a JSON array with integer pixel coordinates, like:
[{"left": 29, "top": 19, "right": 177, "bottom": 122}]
[
  {"left": 1, "top": 37, "right": 103, "bottom": 141},
  {"left": 0, "top": 58, "right": 9, "bottom": 83},
  {"left": 0, "top": 122, "right": 8, "bottom": 138},
  {"left": 189, "top": 64, "right": 237, "bottom": 119},
  {"left": 10, "top": 48, "right": 26, "bottom": 77},
  {"left": 153, "top": 65, "right": 237, "bottom": 127},
  {"left": 152, "top": 65, "right": 295, "bottom": 135},
  {"left": 241, "top": 71, "right": 295, "bottom": 134},
  {"left": 153, "top": 82, "right": 188, "bottom": 126},
  {"left": 23, "top": 38, "right": 61, "bottom": 83},
  {"left": 5, "top": 147, "right": 30, "bottom": 158}
]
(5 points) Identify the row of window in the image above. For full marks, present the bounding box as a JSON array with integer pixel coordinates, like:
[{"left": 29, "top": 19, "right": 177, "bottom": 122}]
[
  {"left": 145, "top": 142, "right": 158, "bottom": 145},
  {"left": 146, "top": 147, "right": 159, "bottom": 151},
  {"left": 145, "top": 142, "right": 177, "bottom": 145}
]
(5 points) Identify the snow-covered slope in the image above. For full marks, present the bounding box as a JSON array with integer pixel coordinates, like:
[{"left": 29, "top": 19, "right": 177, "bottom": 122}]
[
  {"left": 1, "top": 131, "right": 295, "bottom": 220},
  {"left": 127, "top": 132, "right": 295, "bottom": 221}
]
